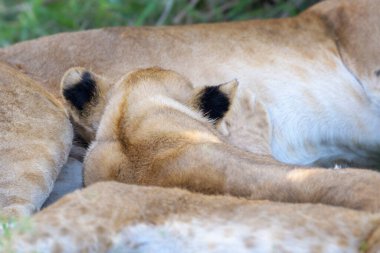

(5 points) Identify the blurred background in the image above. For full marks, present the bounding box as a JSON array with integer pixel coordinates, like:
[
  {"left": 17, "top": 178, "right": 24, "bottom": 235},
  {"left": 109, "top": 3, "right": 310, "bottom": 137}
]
[{"left": 0, "top": 0, "right": 321, "bottom": 47}]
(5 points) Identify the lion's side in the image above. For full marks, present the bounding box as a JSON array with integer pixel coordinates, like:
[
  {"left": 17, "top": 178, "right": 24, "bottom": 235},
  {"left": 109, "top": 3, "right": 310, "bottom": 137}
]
[
  {"left": 0, "top": 62, "right": 73, "bottom": 217},
  {"left": 8, "top": 182, "right": 380, "bottom": 253}
]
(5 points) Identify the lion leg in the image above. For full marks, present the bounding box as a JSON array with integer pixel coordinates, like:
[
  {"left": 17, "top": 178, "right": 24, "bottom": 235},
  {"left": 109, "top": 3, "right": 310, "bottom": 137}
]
[
  {"left": 0, "top": 62, "right": 73, "bottom": 217},
  {"left": 147, "top": 142, "right": 380, "bottom": 212}
]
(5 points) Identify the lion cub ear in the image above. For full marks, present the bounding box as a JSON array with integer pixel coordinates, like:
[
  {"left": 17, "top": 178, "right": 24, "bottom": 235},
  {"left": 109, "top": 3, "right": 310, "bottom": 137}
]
[
  {"left": 192, "top": 79, "right": 238, "bottom": 122},
  {"left": 61, "top": 67, "right": 107, "bottom": 134},
  {"left": 61, "top": 67, "right": 99, "bottom": 113}
]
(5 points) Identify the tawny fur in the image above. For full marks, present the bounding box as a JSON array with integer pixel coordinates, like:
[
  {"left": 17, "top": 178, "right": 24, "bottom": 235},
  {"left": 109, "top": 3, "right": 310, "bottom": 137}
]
[
  {"left": 0, "top": 62, "right": 73, "bottom": 217},
  {"left": 62, "top": 67, "right": 380, "bottom": 212},
  {"left": 8, "top": 182, "right": 380, "bottom": 253},
  {"left": 1, "top": 0, "right": 380, "bottom": 250},
  {"left": 1, "top": 0, "right": 380, "bottom": 167}
]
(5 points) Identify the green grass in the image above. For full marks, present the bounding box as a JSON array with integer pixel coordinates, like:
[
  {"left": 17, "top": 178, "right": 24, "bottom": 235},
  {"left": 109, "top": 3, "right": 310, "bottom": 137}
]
[
  {"left": 0, "top": 216, "right": 33, "bottom": 252},
  {"left": 0, "top": 0, "right": 320, "bottom": 47}
]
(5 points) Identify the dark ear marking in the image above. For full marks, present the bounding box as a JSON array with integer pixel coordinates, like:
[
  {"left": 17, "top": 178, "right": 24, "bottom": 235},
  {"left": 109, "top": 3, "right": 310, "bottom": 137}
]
[
  {"left": 375, "top": 69, "right": 380, "bottom": 77},
  {"left": 198, "top": 85, "right": 230, "bottom": 121},
  {"left": 63, "top": 71, "right": 97, "bottom": 111}
]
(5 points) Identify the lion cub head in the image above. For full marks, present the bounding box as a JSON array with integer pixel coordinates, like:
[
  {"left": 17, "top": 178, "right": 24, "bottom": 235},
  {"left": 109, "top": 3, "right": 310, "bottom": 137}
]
[
  {"left": 61, "top": 67, "right": 237, "bottom": 142},
  {"left": 61, "top": 67, "right": 237, "bottom": 187}
]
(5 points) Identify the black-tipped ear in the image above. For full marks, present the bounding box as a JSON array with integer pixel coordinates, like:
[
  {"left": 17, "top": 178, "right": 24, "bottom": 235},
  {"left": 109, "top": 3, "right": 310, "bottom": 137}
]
[
  {"left": 62, "top": 69, "right": 98, "bottom": 112},
  {"left": 195, "top": 80, "right": 238, "bottom": 121}
]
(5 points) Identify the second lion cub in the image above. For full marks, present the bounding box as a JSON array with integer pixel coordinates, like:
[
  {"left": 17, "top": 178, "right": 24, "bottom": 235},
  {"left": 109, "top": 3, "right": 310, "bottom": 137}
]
[{"left": 62, "top": 67, "right": 380, "bottom": 212}]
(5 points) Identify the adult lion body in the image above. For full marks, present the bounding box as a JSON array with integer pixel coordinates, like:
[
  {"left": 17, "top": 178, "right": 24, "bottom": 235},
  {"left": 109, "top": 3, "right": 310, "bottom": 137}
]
[{"left": 1, "top": 0, "right": 379, "bottom": 168}]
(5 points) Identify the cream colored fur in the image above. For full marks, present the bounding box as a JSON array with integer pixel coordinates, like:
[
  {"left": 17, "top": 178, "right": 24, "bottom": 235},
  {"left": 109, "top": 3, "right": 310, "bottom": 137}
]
[
  {"left": 0, "top": 62, "right": 73, "bottom": 217},
  {"left": 62, "top": 67, "right": 380, "bottom": 212},
  {"left": 7, "top": 182, "right": 380, "bottom": 253}
]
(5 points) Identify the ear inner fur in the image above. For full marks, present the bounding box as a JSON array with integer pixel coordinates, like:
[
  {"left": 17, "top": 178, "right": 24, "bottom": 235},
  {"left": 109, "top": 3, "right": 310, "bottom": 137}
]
[
  {"left": 62, "top": 71, "right": 97, "bottom": 112},
  {"left": 198, "top": 85, "right": 231, "bottom": 121}
]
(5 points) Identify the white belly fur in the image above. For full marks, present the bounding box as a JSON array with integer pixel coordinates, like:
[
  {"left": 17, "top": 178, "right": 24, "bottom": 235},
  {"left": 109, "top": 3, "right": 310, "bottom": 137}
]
[{"left": 219, "top": 50, "right": 380, "bottom": 168}]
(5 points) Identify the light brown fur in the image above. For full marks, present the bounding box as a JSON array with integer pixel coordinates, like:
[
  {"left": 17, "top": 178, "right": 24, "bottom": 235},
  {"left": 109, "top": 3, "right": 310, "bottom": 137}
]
[
  {"left": 62, "top": 67, "right": 380, "bottom": 213},
  {"left": 1, "top": 0, "right": 380, "bottom": 168},
  {"left": 0, "top": 62, "right": 73, "bottom": 217},
  {"left": 1, "top": 0, "right": 380, "bottom": 249},
  {"left": 8, "top": 182, "right": 380, "bottom": 253},
  {"left": 312, "top": 0, "right": 380, "bottom": 95}
]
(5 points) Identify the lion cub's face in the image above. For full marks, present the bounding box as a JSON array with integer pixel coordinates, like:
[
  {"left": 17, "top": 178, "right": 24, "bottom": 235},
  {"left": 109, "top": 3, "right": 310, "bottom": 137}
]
[{"left": 61, "top": 67, "right": 237, "bottom": 143}]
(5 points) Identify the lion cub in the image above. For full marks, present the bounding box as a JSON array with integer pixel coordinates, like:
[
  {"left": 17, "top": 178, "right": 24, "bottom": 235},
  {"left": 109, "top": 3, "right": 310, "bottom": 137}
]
[
  {"left": 62, "top": 67, "right": 380, "bottom": 212},
  {"left": 0, "top": 62, "right": 73, "bottom": 217}
]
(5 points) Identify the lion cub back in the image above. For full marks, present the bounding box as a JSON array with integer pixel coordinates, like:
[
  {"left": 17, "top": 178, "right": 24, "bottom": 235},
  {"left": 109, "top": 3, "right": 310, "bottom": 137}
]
[{"left": 0, "top": 62, "right": 73, "bottom": 217}]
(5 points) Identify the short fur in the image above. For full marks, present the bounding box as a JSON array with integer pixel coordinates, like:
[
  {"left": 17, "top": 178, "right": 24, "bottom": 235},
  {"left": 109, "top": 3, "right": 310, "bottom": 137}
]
[
  {"left": 63, "top": 67, "right": 380, "bottom": 212},
  {"left": 8, "top": 182, "right": 380, "bottom": 253},
  {"left": 0, "top": 62, "right": 73, "bottom": 217},
  {"left": 1, "top": 0, "right": 380, "bottom": 167},
  {"left": 197, "top": 85, "right": 231, "bottom": 121},
  {"left": 62, "top": 71, "right": 97, "bottom": 112}
]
